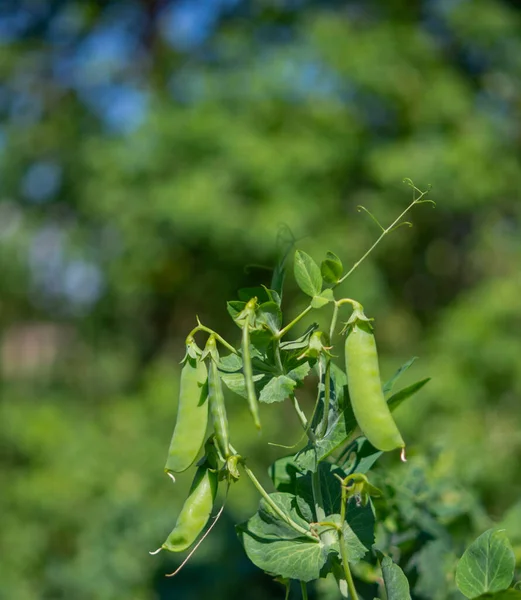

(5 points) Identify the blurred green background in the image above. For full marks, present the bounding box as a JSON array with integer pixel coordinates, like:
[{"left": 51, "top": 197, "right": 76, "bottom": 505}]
[{"left": 1, "top": 0, "right": 520, "bottom": 598}]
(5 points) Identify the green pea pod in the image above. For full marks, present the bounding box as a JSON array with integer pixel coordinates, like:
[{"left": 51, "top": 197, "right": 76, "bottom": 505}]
[
  {"left": 206, "top": 337, "right": 231, "bottom": 459},
  {"left": 164, "top": 349, "right": 209, "bottom": 475},
  {"left": 162, "top": 451, "right": 218, "bottom": 552},
  {"left": 242, "top": 301, "right": 261, "bottom": 430},
  {"left": 344, "top": 309, "right": 405, "bottom": 452}
]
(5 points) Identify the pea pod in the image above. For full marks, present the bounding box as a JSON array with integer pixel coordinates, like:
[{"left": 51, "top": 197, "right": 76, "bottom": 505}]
[
  {"left": 162, "top": 447, "right": 218, "bottom": 552},
  {"left": 164, "top": 341, "right": 209, "bottom": 475},
  {"left": 205, "top": 336, "right": 231, "bottom": 460},
  {"left": 344, "top": 307, "right": 405, "bottom": 452},
  {"left": 242, "top": 299, "right": 261, "bottom": 430}
]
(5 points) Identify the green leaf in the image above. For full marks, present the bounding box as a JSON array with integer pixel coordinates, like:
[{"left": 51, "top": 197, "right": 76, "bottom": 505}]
[
  {"left": 415, "top": 539, "right": 461, "bottom": 600},
  {"left": 339, "top": 438, "right": 383, "bottom": 476},
  {"left": 321, "top": 251, "right": 343, "bottom": 284},
  {"left": 383, "top": 357, "right": 418, "bottom": 396},
  {"left": 269, "top": 454, "right": 302, "bottom": 494},
  {"left": 387, "top": 378, "right": 431, "bottom": 411},
  {"left": 475, "top": 592, "right": 521, "bottom": 599},
  {"left": 259, "top": 375, "right": 297, "bottom": 404},
  {"left": 256, "top": 301, "right": 282, "bottom": 335},
  {"left": 287, "top": 361, "right": 311, "bottom": 385},
  {"left": 237, "top": 493, "right": 326, "bottom": 582},
  {"left": 294, "top": 250, "right": 322, "bottom": 297},
  {"left": 259, "top": 361, "right": 311, "bottom": 403},
  {"left": 295, "top": 462, "right": 347, "bottom": 517},
  {"left": 381, "top": 555, "right": 412, "bottom": 600},
  {"left": 227, "top": 300, "right": 247, "bottom": 323},
  {"left": 279, "top": 324, "right": 319, "bottom": 352},
  {"left": 340, "top": 501, "right": 375, "bottom": 564},
  {"left": 456, "top": 529, "right": 515, "bottom": 598},
  {"left": 218, "top": 353, "right": 243, "bottom": 372},
  {"left": 220, "top": 371, "right": 265, "bottom": 399},
  {"left": 311, "top": 288, "right": 335, "bottom": 309}
]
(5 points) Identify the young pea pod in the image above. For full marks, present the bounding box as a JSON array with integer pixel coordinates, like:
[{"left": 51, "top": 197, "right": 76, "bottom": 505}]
[
  {"left": 164, "top": 338, "right": 209, "bottom": 475},
  {"left": 242, "top": 299, "right": 261, "bottom": 430},
  {"left": 344, "top": 306, "right": 405, "bottom": 452},
  {"left": 162, "top": 444, "right": 219, "bottom": 552},
  {"left": 204, "top": 336, "right": 231, "bottom": 460}
]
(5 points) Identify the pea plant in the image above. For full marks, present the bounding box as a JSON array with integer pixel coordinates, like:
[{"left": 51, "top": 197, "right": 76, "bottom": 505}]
[{"left": 150, "top": 180, "right": 519, "bottom": 599}]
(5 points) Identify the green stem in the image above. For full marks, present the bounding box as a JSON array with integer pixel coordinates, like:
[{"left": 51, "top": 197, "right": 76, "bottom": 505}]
[
  {"left": 241, "top": 463, "right": 316, "bottom": 541},
  {"left": 339, "top": 478, "right": 359, "bottom": 600},
  {"left": 339, "top": 541, "right": 359, "bottom": 600},
  {"left": 336, "top": 189, "right": 430, "bottom": 286},
  {"left": 274, "top": 339, "right": 284, "bottom": 373},
  {"left": 188, "top": 324, "right": 238, "bottom": 355},
  {"left": 276, "top": 305, "right": 313, "bottom": 339},
  {"left": 300, "top": 581, "right": 309, "bottom": 600},
  {"left": 329, "top": 303, "right": 339, "bottom": 342},
  {"left": 311, "top": 470, "right": 336, "bottom": 547},
  {"left": 291, "top": 395, "right": 316, "bottom": 443}
]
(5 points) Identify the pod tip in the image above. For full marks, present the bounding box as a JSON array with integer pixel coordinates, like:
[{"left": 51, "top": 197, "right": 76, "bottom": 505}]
[
  {"left": 149, "top": 547, "right": 162, "bottom": 555},
  {"left": 400, "top": 447, "right": 407, "bottom": 463},
  {"left": 167, "top": 472, "right": 176, "bottom": 484}
]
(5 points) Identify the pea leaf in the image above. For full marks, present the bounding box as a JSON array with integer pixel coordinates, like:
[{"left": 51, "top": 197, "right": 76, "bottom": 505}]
[
  {"left": 311, "top": 288, "right": 335, "bottom": 309},
  {"left": 294, "top": 250, "right": 322, "bottom": 297},
  {"left": 279, "top": 324, "right": 319, "bottom": 352},
  {"left": 294, "top": 462, "right": 347, "bottom": 517},
  {"left": 415, "top": 539, "right": 461, "bottom": 600},
  {"left": 381, "top": 555, "right": 412, "bottom": 600},
  {"left": 456, "top": 529, "right": 515, "bottom": 598},
  {"left": 321, "top": 251, "right": 343, "bottom": 284},
  {"left": 387, "top": 378, "right": 431, "bottom": 411},
  {"left": 259, "top": 362, "right": 311, "bottom": 404},
  {"left": 475, "top": 593, "right": 521, "bottom": 599},
  {"left": 219, "top": 371, "right": 265, "bottom": 399},
  {"left": 269, "top": 454, "right": 303, "bottom": 494},
  {"left": 227, "top": 300, "right": 247, "bottom": 322},
  {"left": 237, "top": 493, "right": 326, "bottom": 582},
  {"left": 383, "top": 356, "right": 418, "bottom": 396},
  {"left": 336, "top": 501, "right": 375, "bottom": 564},
  {"left": 339, "top": 437, "right": 383, "bottom": 476},
  {"left": 256, "top": 301, "right": 282, "bottom": 335},
  {"left": 259, "top": 375, "right": 297, "bottom": 404}
]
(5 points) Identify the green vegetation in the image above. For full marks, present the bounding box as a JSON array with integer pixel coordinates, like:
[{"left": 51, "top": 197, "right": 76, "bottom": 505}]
[{"left": 0, "top": 1, "right": 520, "bottom": 598}]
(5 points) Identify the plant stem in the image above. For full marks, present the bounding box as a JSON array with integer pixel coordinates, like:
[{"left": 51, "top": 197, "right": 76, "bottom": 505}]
[
  {"left": 274, "top": 339, "right": 284, "bottom": 373},
  {"left": 188, "top": 324, "right": 238, "bottom": 355},
  {"left": 329, "top": 303, "right": 339, "bottom": 342},
  {"left": 311, "top": 469, "right": 336, "bottom": 547},
  {"left": 339, "top": 477, "right": 359, "bottom": 600},
  {"left": 300, "top": 581, "right": 309, "bottom": 600},
  {"left": 241, "top": 463, "right": 316, "bottom": 541},
  {"left": 336, "top": 188, "right": 430, "bottom": 286},
  {"left": 291, "top": 395, "right": 316, "bottom": 443},
  {"left": 277, "top": 305, "right": 313, "bottom": 339},
  {"left": 339, "top": 540, "right": 359, "bottom": 600}
]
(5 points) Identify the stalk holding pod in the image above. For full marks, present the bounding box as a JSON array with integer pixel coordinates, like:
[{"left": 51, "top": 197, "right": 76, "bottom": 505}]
[{"left": 344, "top": 304, "right": 405, "bottom": 453}]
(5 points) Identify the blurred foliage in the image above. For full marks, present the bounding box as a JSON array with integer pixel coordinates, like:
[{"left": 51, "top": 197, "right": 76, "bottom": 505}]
[{"left": 0, "top": 0, "right": 520, "bottom": 598}]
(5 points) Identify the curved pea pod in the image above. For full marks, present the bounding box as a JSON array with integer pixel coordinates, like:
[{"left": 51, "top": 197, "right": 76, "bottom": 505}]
[
  {"left": 164, "top": 353, "right": 209, "bottom": 475},
  {"left": 344, "top": 309, "right": 405, "bottom": 452},
  {"left": 162, "top": 454, "right": 218, "bottom": 552}
]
